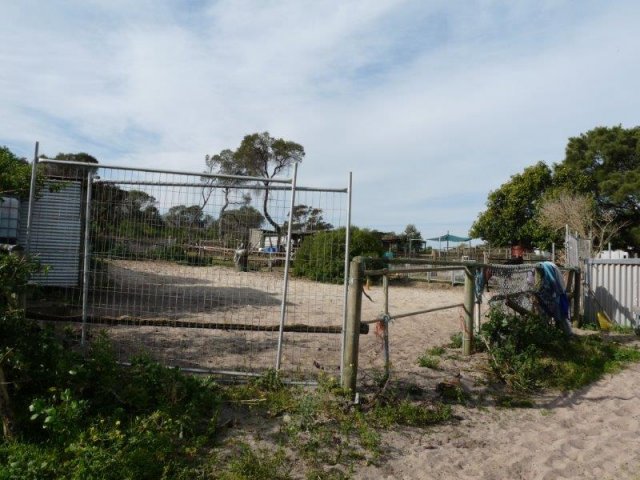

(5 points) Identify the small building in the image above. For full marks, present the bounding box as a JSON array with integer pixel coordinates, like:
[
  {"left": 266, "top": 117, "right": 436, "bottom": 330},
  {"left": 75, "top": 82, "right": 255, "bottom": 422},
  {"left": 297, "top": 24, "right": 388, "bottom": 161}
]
[
  {"left": 17, "top": 179, "right": 85, "bottom": 286},
  {"left": 249, "top": 228, "right": 315, "bottom": 252},
  {"left": 598, "top": 249, "right": 629, "bottom": 260}
]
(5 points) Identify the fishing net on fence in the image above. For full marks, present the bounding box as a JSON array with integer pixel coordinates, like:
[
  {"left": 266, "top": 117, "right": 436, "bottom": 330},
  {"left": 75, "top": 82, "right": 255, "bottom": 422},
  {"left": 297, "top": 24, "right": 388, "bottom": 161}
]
[
  {"left": 480, "top": 264, "right": 538, "bottom": 314},
  {"left": 480, "top": 263, "right": 573, "bottom": 336}
]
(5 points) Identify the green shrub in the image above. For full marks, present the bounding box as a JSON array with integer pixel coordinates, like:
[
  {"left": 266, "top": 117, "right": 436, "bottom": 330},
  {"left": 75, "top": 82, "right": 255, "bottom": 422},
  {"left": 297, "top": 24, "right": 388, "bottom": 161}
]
[
  {"left": 417, "top": 355, "right": 440, "bottom": 369},
  {"left": 448, "top": 332, "right": 462, "bottom": 349},
  {"left": 293, "top": 227, "right": 384, "bottom": 283},
  {"left": 481, "top": 308, "right": 640, "bottom": 393}
]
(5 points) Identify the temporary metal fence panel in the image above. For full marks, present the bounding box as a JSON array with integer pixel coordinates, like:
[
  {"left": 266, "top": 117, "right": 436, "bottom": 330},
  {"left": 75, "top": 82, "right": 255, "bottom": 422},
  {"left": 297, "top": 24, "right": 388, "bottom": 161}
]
[
  {"left": 18, "top": 180, "right": 83, "bottom": 286},
  {"left": 24, "top": 159, "right": 351, "bottom": 381},
  {"left": 565, "top": 232, "right": 592, "bottom": 268},
  {"left": 585, "top": 259, "right": 640, "bottom": 327}
]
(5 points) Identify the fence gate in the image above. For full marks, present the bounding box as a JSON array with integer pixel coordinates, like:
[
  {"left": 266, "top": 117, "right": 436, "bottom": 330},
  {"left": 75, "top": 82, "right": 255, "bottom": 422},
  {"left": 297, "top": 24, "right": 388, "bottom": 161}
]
[{"left": 23, "top": 158, "right": 352, "bottom": 381}]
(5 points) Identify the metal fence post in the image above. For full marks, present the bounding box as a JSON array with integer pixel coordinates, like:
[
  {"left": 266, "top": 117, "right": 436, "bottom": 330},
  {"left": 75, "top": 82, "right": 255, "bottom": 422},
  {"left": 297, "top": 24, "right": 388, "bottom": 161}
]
[
  {"left": 25, "top": 141, "right": 39, "bottom": 254},
  {"left": 382, "top": 273, "right": 390, "bottom": 383},
  {"left": 81, "top": 170, "right": 94, "bottom": 347},
  {"left": 341, "top": 256, "right": 363, "bottom": 393},
  {"left": 340, "top": 172, "right": 353, "bottom": 375},
  {"left": 463, "top": 266, "right": 475, "bottom": 355},
  {"left": 275, "top": 162, "right": 299, "bottom": 371}
]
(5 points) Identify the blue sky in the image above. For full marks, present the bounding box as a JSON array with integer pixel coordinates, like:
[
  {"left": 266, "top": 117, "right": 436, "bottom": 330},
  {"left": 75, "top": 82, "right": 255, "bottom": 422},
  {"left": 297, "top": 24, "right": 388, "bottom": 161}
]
[{"left": 2, "top": 0, "right": 640, "bottom": 240}]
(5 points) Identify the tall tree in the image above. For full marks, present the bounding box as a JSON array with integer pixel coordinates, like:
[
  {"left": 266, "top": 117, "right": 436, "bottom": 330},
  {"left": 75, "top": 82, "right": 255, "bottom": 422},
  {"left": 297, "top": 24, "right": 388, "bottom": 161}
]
[
  {"left": 165, "top": 205, "right": 204, "bottom": 229},
  {"left": 472, "top": 126, "right": 640, "bottom": 251},
  {"left": 234, "top": 132, "right": 305, "bottom": 243},
  {"left": 202, "top": 149, "right": 250, "bottom": 237},
  {"left": 537, "top": 191, "right": 628, "bottom": 253},
  {"left": 470, "top": 162, "right": 553, "bottom": 248},
  {"left": 218, "top": 205, "right": 265, "bottom": 245},
  {"left": 402, "top": 224, "right": 423, "bottom": 254},
  {"left": 47, "top": 152, "right": 99, "bottom": 179},
  {"left": 553, "top": 125, "right": 640, "bottom": 249},
  {"left": 0, "top": 146, "right": 33, "bottom": 198},
  {"left": 284, "top": 204, "right": 332, "bottom": 232}
]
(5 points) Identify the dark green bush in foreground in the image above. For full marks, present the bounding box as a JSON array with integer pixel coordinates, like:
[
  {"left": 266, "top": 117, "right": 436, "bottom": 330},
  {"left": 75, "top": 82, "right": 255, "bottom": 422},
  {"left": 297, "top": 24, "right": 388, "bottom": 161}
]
[{"left": 481, "top": 308, "right": 640, "bottom": 392}]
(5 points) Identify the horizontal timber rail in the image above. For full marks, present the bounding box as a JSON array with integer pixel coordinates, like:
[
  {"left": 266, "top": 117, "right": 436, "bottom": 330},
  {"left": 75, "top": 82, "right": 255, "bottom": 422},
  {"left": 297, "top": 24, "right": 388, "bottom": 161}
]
[
  {"left": 363, "top": 303, "right": 464, "bottom": 324},
  {"left": 27, "top": 312, "right": 369, "bottom": 334},
  {"left": 387, "top": 258, "right": 578, "bottom": 272},
  {"left": 364, "top": 266, "right": 470, "bottom": 276}
]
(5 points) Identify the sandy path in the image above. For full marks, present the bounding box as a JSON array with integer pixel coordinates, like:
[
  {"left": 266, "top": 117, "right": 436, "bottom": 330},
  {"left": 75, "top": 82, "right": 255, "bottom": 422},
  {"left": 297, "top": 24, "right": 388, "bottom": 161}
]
[{"left": 357, "top": 360, "right": 640, "bottom": 480}]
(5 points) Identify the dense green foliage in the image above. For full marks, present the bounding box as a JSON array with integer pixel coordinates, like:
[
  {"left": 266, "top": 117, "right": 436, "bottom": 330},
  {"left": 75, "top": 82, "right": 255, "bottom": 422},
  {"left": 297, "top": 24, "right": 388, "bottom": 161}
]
[
  {"left": 293, "top": 227, "right": 385, "bottom": 283},
  {"left": 0, "top": 146, "right": 38, "bottom": 199},
  {"left": 470, "top": 161, "right": 554, "bottom": 249},
  {"left": 284, "top": 204, "right": 333, "bottom": 232},
  {"left": 472, "top": 125, "right": 640, "bottom": 251},
  {"left": 555, "top": 125, "right": 640, "bottom": 248},
  {"left": 481, "top": 309, "right": 640, "bottom": 392}
]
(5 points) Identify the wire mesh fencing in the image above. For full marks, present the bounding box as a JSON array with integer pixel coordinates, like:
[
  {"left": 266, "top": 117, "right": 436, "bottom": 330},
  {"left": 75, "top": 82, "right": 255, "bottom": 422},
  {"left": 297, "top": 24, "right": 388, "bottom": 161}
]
[
  {"left": 24, "top": 159, "right": 351, "bottom": 381},
  {"left": 352, "top": 260, "right": 579, "bottom": 389},
  {"left": 350, "top": 261, "right": 473, "bottom": 389}
]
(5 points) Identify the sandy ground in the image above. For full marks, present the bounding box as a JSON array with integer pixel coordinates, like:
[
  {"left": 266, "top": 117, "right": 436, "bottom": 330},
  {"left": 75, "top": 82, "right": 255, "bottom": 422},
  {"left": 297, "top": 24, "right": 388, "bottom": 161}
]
[
  {"left": 71, "top": 260, "right": 640, "bottom": 478},
  {"left": 85, "top": 260, "right": 466, "bottom": 379},
  {"left": 357, "top": 360, "right": 640, "bottom": 480}
]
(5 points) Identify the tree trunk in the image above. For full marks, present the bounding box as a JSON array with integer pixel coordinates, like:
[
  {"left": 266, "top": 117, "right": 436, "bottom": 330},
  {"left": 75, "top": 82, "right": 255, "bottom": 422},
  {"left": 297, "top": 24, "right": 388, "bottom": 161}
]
[
  {"left": 261, "top": 186, "right": 281, "bottom": 246},
  {"left": 0, "top": 364, "right": 15, "bottom": 440},
  {"left": 218, "top": 190, "right": 230, "bottom": 238}
]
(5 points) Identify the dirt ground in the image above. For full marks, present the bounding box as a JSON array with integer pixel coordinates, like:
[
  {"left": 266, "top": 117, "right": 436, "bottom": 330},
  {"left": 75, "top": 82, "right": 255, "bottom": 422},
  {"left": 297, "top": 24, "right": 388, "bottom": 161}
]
[
  {"left": 55, "top": 260, "right": 640, "bottom": 479},
  {"left": 84, "top": 260, "right": 467, "bottom": 380}
]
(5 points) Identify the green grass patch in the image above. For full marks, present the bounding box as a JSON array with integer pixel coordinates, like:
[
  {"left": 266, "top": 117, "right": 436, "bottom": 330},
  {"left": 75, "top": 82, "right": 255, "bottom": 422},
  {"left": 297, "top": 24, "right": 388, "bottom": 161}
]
[
  {"left": 417, "top": 355, "right": 440, "bottom": 369},
  {"left": 494, "top": 395, "right": 535, "bottom": 409},
  {"left": 427, "top": 346, "right": 446, "bottom": 356},
  {"left": 448, "top": 332, "right": 463, "bottom": 349}
]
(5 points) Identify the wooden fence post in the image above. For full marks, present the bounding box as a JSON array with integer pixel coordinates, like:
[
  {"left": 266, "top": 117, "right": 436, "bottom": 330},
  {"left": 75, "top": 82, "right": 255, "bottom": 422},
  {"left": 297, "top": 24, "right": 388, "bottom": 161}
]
[
  {"left": 572, "top": 268, "right": 581, "bottom": 327},
  {"left": 342, "top": 257, "right": 363, "bottom": 393},
  {"left": 463, "top": 266, "right": 475, "bottom": 356}
]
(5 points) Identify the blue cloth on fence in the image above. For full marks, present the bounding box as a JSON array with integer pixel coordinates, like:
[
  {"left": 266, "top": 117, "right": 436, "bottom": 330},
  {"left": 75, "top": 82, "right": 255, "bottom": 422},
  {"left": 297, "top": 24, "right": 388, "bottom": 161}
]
[
  {"left": 539, "top": 261, "right": 572, "bottom": 335},
  {"left": 474, "top": 268, "right": 486, "bottom": 303}
]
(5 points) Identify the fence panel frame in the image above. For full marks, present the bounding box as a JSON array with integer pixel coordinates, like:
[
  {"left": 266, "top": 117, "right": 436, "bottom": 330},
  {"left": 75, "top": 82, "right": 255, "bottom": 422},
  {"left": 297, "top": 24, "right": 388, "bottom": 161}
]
[{"left": 23, "top": 157, "right": 352, "bottom": 381}]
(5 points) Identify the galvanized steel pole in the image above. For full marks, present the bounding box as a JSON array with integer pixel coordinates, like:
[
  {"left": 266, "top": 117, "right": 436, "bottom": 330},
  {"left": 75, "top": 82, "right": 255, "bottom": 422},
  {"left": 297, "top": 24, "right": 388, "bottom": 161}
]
[
  {"left": 340, "top": 172, "right": 353, "bottom": 375},
  {"left": 81, "top": 170, "right": 94, "bottom": 347},
  {"left": 275, "top": 162, "right": 299, "bottom": 371},
  {"left": 25, "top": 142, "right": 39, "bottom": 253}
]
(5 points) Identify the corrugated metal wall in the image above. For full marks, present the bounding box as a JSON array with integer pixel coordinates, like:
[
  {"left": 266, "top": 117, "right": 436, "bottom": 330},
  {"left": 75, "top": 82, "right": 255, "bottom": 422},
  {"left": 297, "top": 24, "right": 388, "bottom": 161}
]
[
  {"left": 18, "top": 180, "right": 83, "bottom": 286},
  {"left": 584, "top": 259, "right": 640, "bottom": 327}
]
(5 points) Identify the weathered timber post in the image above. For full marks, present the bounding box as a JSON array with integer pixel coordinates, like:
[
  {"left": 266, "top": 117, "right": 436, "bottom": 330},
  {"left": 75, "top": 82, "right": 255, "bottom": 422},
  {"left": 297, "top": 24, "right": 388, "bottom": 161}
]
[
  {"left": 572, "top": 268, "right": 581, "bottom": 327},
  {"left": 342, "top": 257, "right": 363, "bottom": 393},
  {"left": 463, "top": 266, "right": 475, "bottom": 356},
  {"left": 382, "top": 273, "right": 390, "bottom": 383}
]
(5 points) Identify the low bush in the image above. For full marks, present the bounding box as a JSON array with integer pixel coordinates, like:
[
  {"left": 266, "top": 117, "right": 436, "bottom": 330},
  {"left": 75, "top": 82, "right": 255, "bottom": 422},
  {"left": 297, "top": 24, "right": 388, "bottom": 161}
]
[
  {"left": 293, "top": 227, "right": 384, "bottom": 283},
  {"left": 481, "top": 308, "right": 640, "bottom": 392}
]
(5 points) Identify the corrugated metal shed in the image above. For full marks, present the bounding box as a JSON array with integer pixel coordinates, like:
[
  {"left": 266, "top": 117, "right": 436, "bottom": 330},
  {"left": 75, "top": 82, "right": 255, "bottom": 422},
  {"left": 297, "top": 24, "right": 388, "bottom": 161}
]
[
  {"left": 18, "top": 180, "right": 83, "bottom": 286},
  {"left": 585, "top": 259, "right": 640, "bottom": 327}
]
